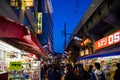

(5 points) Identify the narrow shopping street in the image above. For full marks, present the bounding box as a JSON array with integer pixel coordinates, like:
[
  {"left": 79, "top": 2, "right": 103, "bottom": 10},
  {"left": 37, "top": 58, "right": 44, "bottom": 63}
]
[{"left": 0, "top": 0, "right": 120, "bottom": 80}]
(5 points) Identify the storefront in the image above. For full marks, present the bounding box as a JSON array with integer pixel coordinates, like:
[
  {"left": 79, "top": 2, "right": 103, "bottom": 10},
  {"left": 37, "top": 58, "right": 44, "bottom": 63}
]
[
  {"left": 0, "top": 40, "right": 21, "bottom": 79},
  {"left": 79, "top": 37, "right": 93, "bottom": 57},
  {"left": 0, "top": 15, "right": 46, "bottom": 57},
  {"left": 0, "top": 15, "right": 46, "bottom": 79},
  {"left": 0, "top": 38, "right": 41, "bottom": 80},
  {"left": 76, "top": 30, "right": 120, "bottom": 80}
]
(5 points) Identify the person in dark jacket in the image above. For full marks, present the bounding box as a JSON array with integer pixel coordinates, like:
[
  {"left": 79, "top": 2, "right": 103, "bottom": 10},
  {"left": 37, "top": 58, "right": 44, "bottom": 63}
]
[
  {"left": 64, "top": 64, "right": 78, "bottom": 80},
  {"left": 88, "top": 65, "right": 93, "bottom": 80},
  {"left": 114, "top": 63, "right": 120, "bottom": 80},
  {"left": 48, "top": 63, "right": 61, "bottom": 80},
  {"left": 78, "top": 64, "right": 90, "bottom": 80},
  {"left": 91, "top": 63, "right": 105, "bottom": 80}
]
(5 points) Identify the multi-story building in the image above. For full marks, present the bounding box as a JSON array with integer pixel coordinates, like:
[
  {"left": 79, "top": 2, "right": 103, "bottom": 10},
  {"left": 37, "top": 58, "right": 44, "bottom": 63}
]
[
  {"left": 65, "top": 0, "right": 120, "bottom": 61},
  {"left": 37, "top": 0, "right": 53, "bottom": 54},
  {"left": 0, "top": 0, "right": 53, "bottom": 57}
]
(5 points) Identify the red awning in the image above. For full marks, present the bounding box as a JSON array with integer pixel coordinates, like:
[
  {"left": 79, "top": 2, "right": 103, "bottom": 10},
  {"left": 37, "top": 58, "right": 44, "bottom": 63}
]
[
  {"left": 21, "top": 31, "right": 46, "bottom": 56},
  {"left": 0, "top": 15, "right": 46, "bottom": 57},
  {"left": 0, "top": 16, "right": 27, "bottom": 38}
]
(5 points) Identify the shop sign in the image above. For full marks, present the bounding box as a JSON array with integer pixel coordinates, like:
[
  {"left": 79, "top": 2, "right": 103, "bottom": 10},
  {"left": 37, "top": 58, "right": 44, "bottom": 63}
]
[
  {"left": 9, "top": 62, "right": 22, "bottom": 70},
  {"left": 94, "top": 30, "right": 120, "bottom": 50},
  {"left": 80, "top": 38, "right": 91, "bottom": 47},
  {"left": 10, "top": 0, "right": 34, "bottom": 7},
  {"left": 37, "top": 12, "right": 42, "bottom": 34},
  {"left": 80, "top": 50, "right": 84, "bottom": 57},
  {"left": 85, "top": 48, "right": 89, "bottom": 55}
]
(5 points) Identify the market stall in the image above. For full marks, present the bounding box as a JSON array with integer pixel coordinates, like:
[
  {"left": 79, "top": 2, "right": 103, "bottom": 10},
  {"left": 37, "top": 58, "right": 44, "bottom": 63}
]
[
  {"left": 77, "top": 54, "right": 120, "bottom": 80},
  {"left": 0, "top": 40, "right": 41, "bottom": 80},
  {"left": 76, "top": 30, "right": 120, "bottom": 80}
]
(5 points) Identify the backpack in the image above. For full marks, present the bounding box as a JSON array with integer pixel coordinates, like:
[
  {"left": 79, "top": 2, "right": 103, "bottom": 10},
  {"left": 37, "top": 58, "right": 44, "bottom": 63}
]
[{"left": 96, "top": 72, "right": 105, "bottom": 80}]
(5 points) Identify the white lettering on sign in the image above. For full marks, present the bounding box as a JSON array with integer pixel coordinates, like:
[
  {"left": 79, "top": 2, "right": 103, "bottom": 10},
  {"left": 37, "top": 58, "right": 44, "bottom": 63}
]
[
  {"left": 108, "top": 32, "right": 120, "bottom": 45},
  {"left": 98, "top": 38, "right": 107, "bottom": 48},
  {"left": 94, "top": 30, "right": 120, "bottom": 50},
  {"left": 108, "top": 35, "right": 113, "bottom": 45},
  {"left": 114, "top": 32, "right": 120, "bottom": 43}
]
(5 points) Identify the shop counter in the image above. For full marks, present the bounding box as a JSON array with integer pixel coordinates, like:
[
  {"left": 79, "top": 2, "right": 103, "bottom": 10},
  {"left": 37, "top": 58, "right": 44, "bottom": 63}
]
[{"left": 0, "top": 71, "right": 8, "bottom": 80}]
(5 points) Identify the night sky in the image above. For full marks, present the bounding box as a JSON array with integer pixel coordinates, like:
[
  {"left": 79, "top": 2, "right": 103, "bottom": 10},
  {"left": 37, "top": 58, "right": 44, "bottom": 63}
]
[{"left": 52, "top": 0, "right": 92, "bottom": 53}]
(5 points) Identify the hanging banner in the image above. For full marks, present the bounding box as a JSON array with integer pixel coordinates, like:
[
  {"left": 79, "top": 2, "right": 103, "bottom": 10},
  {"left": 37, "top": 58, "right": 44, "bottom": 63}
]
[
  {"left": 37, "top": 12, "right": 42, "bottom": 34},
  {"left": 9, "top": 62, "right": 22, "bottom": 70},
  {"left": 94, "top": 30, "right": 120, "bottom": 50}
]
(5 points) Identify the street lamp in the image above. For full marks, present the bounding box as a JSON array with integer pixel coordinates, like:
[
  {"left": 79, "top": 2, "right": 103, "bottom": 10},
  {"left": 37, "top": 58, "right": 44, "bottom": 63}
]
[{"left": 74, "top": 36, "right": 83, "bottom": 41}]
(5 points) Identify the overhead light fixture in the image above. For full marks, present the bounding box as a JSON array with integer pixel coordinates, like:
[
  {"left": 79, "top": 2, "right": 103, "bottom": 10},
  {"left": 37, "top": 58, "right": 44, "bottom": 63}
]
[{"left": 74, "top": 36, "right": 82, "bottom": 41}]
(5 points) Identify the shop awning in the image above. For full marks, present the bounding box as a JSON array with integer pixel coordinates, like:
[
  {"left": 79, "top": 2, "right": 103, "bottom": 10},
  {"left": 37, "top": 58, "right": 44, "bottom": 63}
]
[
  {"left": 0, "top": 16, "right": 27, "bottom": 38},
  {"left": 76, "top": 47, "right": 120, "bottom": 60},
  {"left": 0, "top": 15, "right": 46, "bottom": 57}
]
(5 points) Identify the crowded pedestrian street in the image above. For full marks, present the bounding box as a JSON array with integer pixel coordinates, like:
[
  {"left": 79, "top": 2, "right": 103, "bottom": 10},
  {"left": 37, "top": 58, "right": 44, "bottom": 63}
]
[{"left": 0, "top": 0, "right": 120, "bottom": 80}]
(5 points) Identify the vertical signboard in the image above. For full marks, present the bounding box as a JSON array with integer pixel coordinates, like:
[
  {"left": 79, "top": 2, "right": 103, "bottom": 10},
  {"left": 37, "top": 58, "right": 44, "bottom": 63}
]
[{"left": 37, "top": 12, "right": 42, "bottom": 34}]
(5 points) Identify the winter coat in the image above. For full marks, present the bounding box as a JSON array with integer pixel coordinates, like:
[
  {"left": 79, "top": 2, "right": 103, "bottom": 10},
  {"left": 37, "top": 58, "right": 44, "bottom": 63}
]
[
  {"left": 91, "top": 70, "right": 105, "bottom": 80},
  {"left": 114, "top": 69, "right": 120, "bottom": 80}
]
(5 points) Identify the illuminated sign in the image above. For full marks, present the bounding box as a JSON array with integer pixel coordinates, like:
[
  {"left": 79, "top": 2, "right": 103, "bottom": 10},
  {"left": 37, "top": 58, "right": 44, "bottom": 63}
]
[
  {"left": 85, "top": 48, "right": 89, "bottom": 55},
  {"left": 94, "top": 30, "right": 120, "bottom": 50},
  {"left": 80, "top": 38, "right": 91, "bottom": 47},
  {"left": 37, "top": 12, "right": 42, "bottom": 34},
  {"left": 79, "top": 50, "right": 84, "bottom": 57},
  {"left": 24, "top": 0, "right": 34, "bottom": 7},
  {"left": 10, "top": 0, "right": 19, "bottom": 7},
  {"left": 10, "top": 0, "right": 34, "bottom": 7},
  {"left": 9, "top": 62, "right": 22, "bottom": 70}
]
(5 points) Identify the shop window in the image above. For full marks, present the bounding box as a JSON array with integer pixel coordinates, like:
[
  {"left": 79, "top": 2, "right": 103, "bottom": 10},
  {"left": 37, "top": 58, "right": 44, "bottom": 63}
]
[{"left": 79, "top": 50, "right": 84, "bottom": 57}]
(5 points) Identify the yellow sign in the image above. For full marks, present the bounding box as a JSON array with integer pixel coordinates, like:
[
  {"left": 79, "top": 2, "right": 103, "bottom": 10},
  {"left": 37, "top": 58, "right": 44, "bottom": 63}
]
[
  {"left": 37, "top": 12, "right": 42, "bottom": 34},
  {"left": 9, "top": 62, "right": 22, "bottom": 70},
  {"left": 10, "top": 0, "right": 34, "bottom": 7}
]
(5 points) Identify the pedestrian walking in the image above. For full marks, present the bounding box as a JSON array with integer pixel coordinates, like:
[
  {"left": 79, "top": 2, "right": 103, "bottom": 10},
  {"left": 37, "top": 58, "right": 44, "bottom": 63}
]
[
  {"left": 78, "top": 64, "right": 90, "bottom": 80},
  {"left": 114, "top": 63, "right": 120, "bottom": 80},
  {"left": 88, "top": 65, "right": 93, "bottom": 80},
  {"left": 91, "top": 63, "right": 105, "bottom": 80}
]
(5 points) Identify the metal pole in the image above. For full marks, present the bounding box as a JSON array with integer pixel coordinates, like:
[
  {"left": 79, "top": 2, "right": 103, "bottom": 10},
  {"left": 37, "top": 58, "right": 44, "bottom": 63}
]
[{"left": 64, "top": 23, "right": 66, "bottom": 48}]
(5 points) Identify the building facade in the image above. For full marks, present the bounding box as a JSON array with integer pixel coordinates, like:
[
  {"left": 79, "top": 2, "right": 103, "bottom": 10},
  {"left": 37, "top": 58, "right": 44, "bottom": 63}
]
[
  {"left": 37, "top": 0, "right": 53, "bottom": 54},
  {"left": 0, "top": 0, "right": 52, "bottom": 57},
  {"left": 65, "top": 0, "right": 120, "bottom": 61}
]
